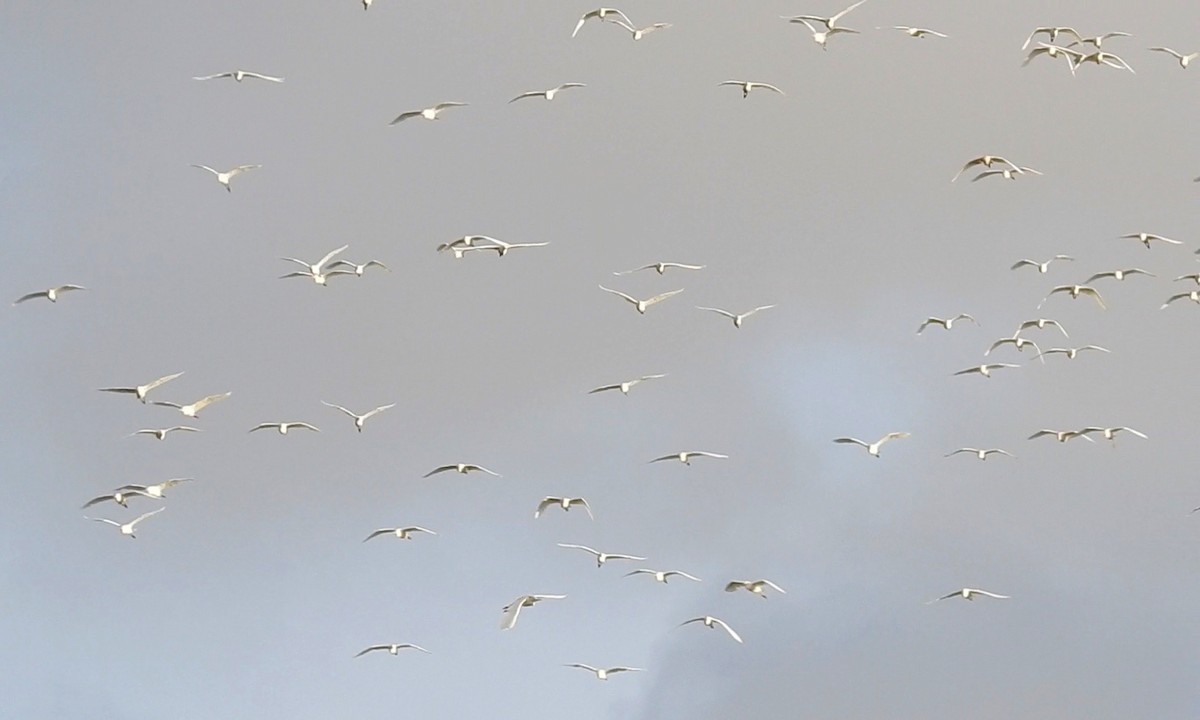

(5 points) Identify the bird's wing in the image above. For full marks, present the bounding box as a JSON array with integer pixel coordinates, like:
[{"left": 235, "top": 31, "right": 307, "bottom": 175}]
[
  {"left": 974, "top": 590, "right": 1010, "bottom": 599},
  {"left": 725, "top": 581, "right": 747, "bottom": 592},
  {"left": 971, "top": 170, "right": 1001, "bottom": 181},
  {"left": 1119, "top": 427, "right": 1148, "bottom": 438},
  {"left": 1010, "top": 259, "right": 1037, "bottom": 269},
  {"left": 828, "top": 0, "right": 867, "bottom": 26},
  {"left": 190, "top": 164, "right": 219, "bottom": 175},
  {"left": 363, "top": 403, "right": 396, "bottom": 418},
  {"left": 142, "top": 371, "right": 185, "bottom": 393},
  {"left": 242, "top": 72, "right": 284, "bottom": 82},
  {"left": 598, "top": 285, "right": 638, "bottom": 304},
  {"left": 711, "top": 617, "right": 743, "bottom": 642},
  {"left": 1150, "top": 47, "right": 1184, "bottom": 59},
  {"left": 697, "top": 306, "right": 736, "bottom": 319},
  {"left": 160, "top": 478, "right": 193, "bottom": 488},
  {"left": 991, "top": 449, "right": 1016, "bottom": 457},
  {"left": 508, "top": 91, "right": 542, "bottom": 103},
  {"left": 322, "top": 401, "right": 357, "bottom": 418},
  {"left": 755, "top": 83, "right": 785, "bottom": 94},
  {"left": 1080, "top": 287, "right": 1106, "bottom": 308},
  {"left": 587, "top": 384, "right": 620, "bottom": 394},
  {"left": 315, "top": 244, "right": 350, "bottom": 270},
  {"left": 1082, "top": 345, "right": 1110, "bottom": 353},
  {"left": 644, "top": 289, "right": 684, "bottom": 305},
  {"left": 746, "top": 305, "right": 777, "bottom": 316},
  {"left": 1021, "top": 28, "right": 1044, "bottom": 50},
  {"left": 354, "top": 646, "right": 388, "bottom": 657},
  {"left": 668, "top": 571, "right": 702, "bottom": 582},
  {"left": 574, "top": 498, "right": 594, "bottom": 519},
  {"left": 423, "top": 466, "right": 454, "bottom": 477},
  {"left": 760, "top": 580, "right": 786, "bottom": 593},
  {"left": 952, "top": 367, "right": 980, "bottom": 376},
  {"left": 292, "top": 423, "right": 321, "bottom": 432},
  {"left": 471, "top": 465, "right": 501, "bottom": 476},
  {"left": 647, "top": 454, "right": 678, "bottom": 463},
  {"left": 943, "top": 449, "right": 972, "bottom": 457},
  {"left": 87, "top": 517, "right": 122, "bottom": 527},
  {"left": 130, "top": 507, "right": 166, "bottom": 526},
  {"left": 362, "top": 529, "right": 394, "bottom": 542},
  {"left": 556, "top": 543, "right": 599, "bottom": 555},
  {"left": 229, "top": 164, "right": 262, "bottom": 175},
  {"left": 878, "top": 432, "right": 910, "bottom": 445},
  {"left": 13, "top": 291, "right": 50, "bottom": 304},
  {"left": 405, "top": 526, "right": 437, "bottom": 535},
  {"left": 534, "top": 498, "right": 558, "bottom": 518},
  {"left": 192, "top": 392, "right": 231, "bottom": 412},
  {"left": 151, "top": 401, "right": 183, "bottom": 409},
  {"left": 565, "top": 663, "right": 598, "bottom": 672},
  {"left": 192, "top": 72, "right": 233, "bottom": 80},
  {"left": 81, "top": 495, "right": 115, "bottom": 509},
  {"left": 1085, "top": 272, "right": 1115, "bottom": 283},
  {"left": 694, "top": 452, "right": 729, "bottom": 459},
  {"left": 389, "top": 111, "right": 421, "bottom": 125},
  {"left": 98, "top": 387, "right": 137, "bottom": 395},
  {"left": 248, "top": 424, "right": 277, "bottom": 433},
  {"left": 500, "top": 599, "right": 525, "bottom": 630},
  {"left": 608, "top": 667, "right": 642, "bottom": 674},
  {"left": 832, "top": 437, "right": 868, "bottom": 447},
  {"left": 718, "top": 80, "right": 745, "bottom": 87},
  {"left": 1027, "top": 430, "right": 1055, "bottom": 439},
  {"left": 434, "top": 102, "right": 467, "bottom": 110}
]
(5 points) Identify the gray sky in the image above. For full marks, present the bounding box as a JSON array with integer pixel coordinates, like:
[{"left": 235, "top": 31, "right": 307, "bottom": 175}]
[{"left": 4, "top": 0, "right": 1200, "bottom": 718}]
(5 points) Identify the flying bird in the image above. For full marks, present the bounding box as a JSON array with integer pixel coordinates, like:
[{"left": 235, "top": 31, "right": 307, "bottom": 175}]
[
  {"left": 389, "top": 102, "right": 468, "bottom": 124},
  {"left": 278, "top": 269, "right": 355, "bottom": 286},
  {"left": 1174, "top": 274, "right": 1200, "bottom": 285},
  {"left": 611, "top": 20, "right": 673, "bottom": 41},
  {"left": 986, "top": 336, "right": 1043, "bottom": 361},
  {"left": 1039, "top": 285, "right": 1106, "bottom": 310},
  {"left": 572, "top": 8, "right": 633, "bottom": 38},
  {"left": 718, "top": 80, "right": 785, "bottom": 98},
  {"left": 282, "top": 244, "right": 350, "bottom": 276},
  {"left": 1022, "top": 26, "right": 1081, "bottom": 50},
  {"left": 248, "top": 421, "right": 320, "bottom": 435},
  {"left": 598, "top": 285, "right": 684, "bottom": 314},
  {"left": 1077, "top": 50, "right": 1135, "bottom": 72},
  {"left": 1162, "top": 290, "right": 1200, "bottom": 309},
  {"left": 437, "top": 235, "right": 498, "bottom": 258},
  {"left": 363, "top": 526, "right": 437, "bottom": 542},
  {"left": 1028, "top": 429, "right": 1093, "bottom": 443},
  {"left": 153, "top": 392, "right": 231, "bottom": 418},
  {"left": 115, "top": 478, "right": 192, "bottom": 500},
  {"left": 785, "top": 0, "right": 868, "bottom": 31},
  {"left": 588, "top": 374, "right": 667, "bottom": 395},
  {"left": 13, "top": 285, "right": 86, "bottom": 305},
  {"left": 190, "top": 164, "right": 261, "bottom": 192},
  {"left": 556, "top": 543, "right": 646, "bottom": 567},
  {"left": 86, "top": 507, "right": 165, "bottom": 539},
  {"left": 1014, "top": 318, "right": 1069, "bottom": 338},
  {"left": 327, "top": 259, "right": 389, "bottom": 276},
  {"left": 1069, "top": 31, "right": 1131, "bottom": 49},
  {"left": 724, "top": 579, "right": 786, "bottom": 597},
  {"left": 500, "top": 594, "right": 566, "bottom": 630},
  {"left": 696, "top": 305, "right": 776, "bottom": 328},
  {"left": 917, "top": 314, "right": 975, "bottom": 333},
  {"left": 1148, "top": 46, "right": 1198, "bottom": 68},
  {"left": 928, "top": 588, "right": 1010, "bottom": 603},
  {"left": 564, "top": 664, "right": 643, "bottom": 680},
  {"left": 127, "top": 426, "right": 201, "bottom": 441},
  {"left": 1085, "top": 268, "right": 1155, "bottom": 283},
  {"left": 625, "top": 568, "right": 701, "bottom": 584},
  {"left": 509, "top": 83, "right": 587, "bottom": 103},
  {"left": 613, "top": 262, "right": 705, "bottom": 276},
  {"left": 679, "top": 615, "right": 742, "bottom": 643},
  {"left": 944, "top": 448, "right": 1014, "bottom": 460},
  {"left": 1011, "top": 255, "right": 1073, "bottom": 273},
  {"left": 1034, "top": 345, "right": 1110, "bottom": 361},
  {"left": 784, "top": 17, "right": 860, "bottom": 49},
  {"left": 952, "top": 156, "right": 1016, "bottom": 182},
  {"left": 98, "top": 372, "right": 185, "bottom": 404},
  {"left": 972, "top": 166, "right": 1042, "bottom": 181},
  {"left": 81, "top": 487, "right": 155, "bottom": 509},
  {"left": 321, "top": 401, "right": 395, "bottom": 432},
  {"left": 832, "top": 432, "right": 910, "bottom": 457},
  {"left": 1078, "top": 426, "right": 1147, "bottom": 442},
  {"left": 535, "top": 496, "right": 593, "bottom": 520},
  {"left": 192, "top": 70, "right": 284, "bottom": 83},
  {"left": 1022, "top": 43, "right": 1084, "bottom": 73},
  {"left": 648, "top": 451, "right": 728, "bottom": 465},
  {"left": 953, "top": 363, "right": 1021, "bottom": 378},
  {"left": 424, "top": 463, "right": 501, "bottom": 478},
  {"left": 1120, "top": 232, "right": 1182, "bottom": 248},
  {"left": 462, "top": 238, "right": 550, "bottom": 257},
  {"left": 889, "top": 26, "right": 947, "bottom": 38},
  {"left": 354, "top": 644, "right": 430, "bottom": 657}
]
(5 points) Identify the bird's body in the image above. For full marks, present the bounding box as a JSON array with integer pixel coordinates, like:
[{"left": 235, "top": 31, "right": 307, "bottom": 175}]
[
  {"left": 390, "top": 102, "right": 468, "bottom": 124},
  {"left": 363, "top": 526, "right": 437, "bottom": 542},
  {"left": 724, "top": 579, "right": 786, "bottom": 597},
  {"left": 917, "top": 313, "right": 975, "bottom": 333},
  {"left": 679, "top": 615, "right": 742, "bottom": 643},
  {"left": 193, "top": 70, "right": 284, "bottom": 83},
  {"left": 13, "top": 285, "right": 86, "bottom": 305},
  {"left": 509, "top": 83, "right": 586, "bottom": 104},
  {"left": 625, "top": 568, "right": 701, "bottom": 584},
  {"left": 154, "top": 392, "right": 231, "bottom": 418},
  {"left": 588, "top": 374, "right": 666, "bottom": 395},
  {"left": 98, "top": 372, "right": 185, "bottom": 403},
  {"left": 785, "top": 17, "right": 860, "bottom": 49},
  {"left": 424, "top": 463, "right": 500, "bottom": 478},
  {"left": 833, "top": 432, "right": 910, "bottom": 457},
  {"left": 86, "top": 507, "right": 165, "bottom": 538},
  {"left": 1078, "top": 51, "right": 1135, "bottom": 72},
  {"left": 248, "top": 421, "right": 320, "bottom": 435},
  {"left": 191, "top": 164, "right": 261, "bottom": 191},
  {"left": 944, "top": 448, "right": 1014, "bottom": 460},
  {"left": 500, "top": 594, "right": 565, "bottom": 630},
  {"left": 556, "top": 543, "right": 646, "bottom": 567},
  {"left": 648, "top": 451, "right": 728, "bottom": 465},
  {"left": 322, "top": 401, "right": 395, "bottom": 432},
  {"left": 696, "top": 305, "right": 776, "bottom": 328},
  {"left": 598, "top": 285, "right": 684, "bottom": 314},
  {"left": 986, "top": 336, "right": 1043, "bottom": 361},
  {"left": 718, "top": 80, "right": 785, "bottom": 98},
  {"left": 535, "top": 496, "right": 593, "bottom": 520},
  {"left": 953, "top": 363, "right": 1021, "bottom": 378}
]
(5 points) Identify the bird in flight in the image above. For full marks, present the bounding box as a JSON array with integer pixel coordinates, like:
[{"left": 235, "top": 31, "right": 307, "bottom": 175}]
[
  {"left": 462, "top": 238, "right": 550, "bottom": 257},
  {"left": 696, "top": 304, "right": 776, "bottom": 328},
  {"left": 1067, "top": 32, "right": 1131, "bottom": 49},
  {"left": 321, "top": 401, "right": 395, "bottom": 432},
  {"left": 784, "top": 17, "right": 860, "bottom": 50},
  {"left": 556, "top": 543, "right": 646, "bottom": 567},
  {"left": 1021, "top": 26, "right": 1080, "bottom": 50},
  {"left": 972, "top": 166, "right": 1042, "bottom": 182},
  {"left": 785, "top": 0, "right": 868, "bottom": 31},
  {"left": 625, "top": 568, "right": 701, "bottom": 584},
  {"left": 833, "top": 432, "right": 910, "bottom": 457},
  {"left": 535, "top": 496, "right": 594, "bottom": 520},
  {"left": 598, "top": 285, "right": 684, "bottom": 314},
  {"left": 193, "top": 70, "right": 284, "bottom": 83},
  {"left": 1039, "top": 284, "right": 1106, "bottom": 310},
  {"left": 679, "top": 615, "right": 742, "bottom": 643},
  {"left": 1077, "top": 50, "right": 1135, "bottom": 73},
  {"left": 190, "top": 164, "right": 261, "bottom": 192},
  {"left": 279, "top": 269, "right": 355, "bottom": 286},
  {"left": 1014, "top": 318, "right": 1069, "bottom": 338},
  {"left": 648, "top": 451, "right": 728, "bottom": 465},
  {"left": 154, "top": 392, "right": 231, "bottom": 418},
  {"left": 1085, "top": 268, "right": 1155, "bottom": 283},
  {"left": 115, "top": 478, "right": 192, "bottom": 500},
  {"left": 588, "top": 374, "right": 667, "bottom": 395},
  {"left": 953, "top": 363, "right": 1020, "bottom": 378},
  {"left": 986, "top": 335, "right": 1043, "bottom": 362},
  {"left": 572, "top": 7, "right": 633, "bottom": 38},
  {"left": 282, "top": 244, "right": 350, "bottom": 276},
  {"left": 1028, "top": 429, "right": 1093, "bottom": 443},
  {"left": 1011, "top": 255, "right": 1073, "bottom": 273},
  {"left": 888, "top": 26, "right": 947, "bottom": 38},
  {"left": 363, "top": 526, "right": 437, "bottom": 542},
  {"left": 611, "top": 19, "right": 672, "bottom": 41},
  {"left": 1034, "top": 345, "right": 1110, "bottom": 361},
  {"left": 389, "top": 102, "right": 468, "bottom": 124},
  {"left": 724, "top": 579, "right": 786, "bottom": 598},
  {"left": 509, "top": 83, "right": 586, "bottom": 104},
  {"left": 13, "top": 285, "right": 86, "bottom": 305},
  {"left": 1149, "top": 46, "right": 1199, "bottom": 68},
  {"left": 249, "top": 421, "right": 320, "bottom": 435},
  {"left": 424, "top": 463, "right": 501, "bottom": 478},
  {"left": 1162, "top": 290, "right": 1200, "bottom": 309},
  {"left": 354, "top": 644, "right": 430, "bottom": 657},
  {"left": 928, "top": 587, "right": 1010, "bottom": 603},
  {"left": 81, "top": 487, "right": 154, "bottom": 509},
  {"left": 564, "top": 664, "right": 643, "bottom": 680},
  {"left": 1078, "top": 426, "right": 1147, "bottom": 443},
  {"left": 86, "top": 507, "right": 165, "bottom": 539},
  {"left": 613, "top": 262, "right": 704, "bottom": 276},
  {"left": 127, "top": 426, "right": 201, "bottom": 441},
  {"left": 718, "top": 80, "right": 785, "bottom": 98},
  {"left": 328, "top": 259, "right": 389, "bottom": 276},
  {"left": 1023, "top": 43, "right": 1084, "bottom": 74},
  {"left": 944, "top": 448, "right": 1014, "bottom": 461},
  {"left": 98, "top": 372, "right": 185, "bottom": 404},
  {"left": 917, "top": 314, "right": 975, "bottom": 333},
  {"left": 500, "top": 594, "right": 566, "bottom": 630},
  {"left": 951, "top": 155, "right": 1016, "bottom": 182},
  {"left": 1120, "top": 232, "right": 1182, "bottom": 249}
]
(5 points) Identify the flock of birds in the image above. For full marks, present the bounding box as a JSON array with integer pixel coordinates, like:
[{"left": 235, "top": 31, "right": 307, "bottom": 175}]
[{"left": 15, "top": 2, "right": 1200, "bottom": 712}]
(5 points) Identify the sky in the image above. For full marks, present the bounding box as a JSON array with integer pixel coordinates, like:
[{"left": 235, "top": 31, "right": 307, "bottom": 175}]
[{"left": 3, "top": 0, "right": 1200, "bottom": 718}]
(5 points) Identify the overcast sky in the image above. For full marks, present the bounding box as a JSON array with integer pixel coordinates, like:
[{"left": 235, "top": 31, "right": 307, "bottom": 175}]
[{"left": 4, "top": 1, "right": 1200, "bottom": 718}]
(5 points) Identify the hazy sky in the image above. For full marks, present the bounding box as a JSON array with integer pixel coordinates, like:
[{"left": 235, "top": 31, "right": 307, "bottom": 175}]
[{"left": 4, "top": 1, "right": 1200, "bottom": 718}]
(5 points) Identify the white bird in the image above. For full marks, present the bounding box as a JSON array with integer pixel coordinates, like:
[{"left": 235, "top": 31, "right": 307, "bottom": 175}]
[
  {"left": 116, "top": 478, "right": 192, "bottom": 500},
  {"left": 972, "top": 166, "right": 1042, "bottom": 182},
  {"left": 1028, "top": 429, "right": 1093, "bottom": 443},
  {"left": 153, "top": 392, "right": 231, "bottom": 418},
  {"left": 128, "top": 426, "right": 202, "bottom": 441},
  {"left": 248, "top": 421, "right": 320, "bottom": 435},
  {"left": 564, "top": 664, "right": 643, "bottom": 680},
  {"left": 1034, "top": 345, "right": 1110, "bottom": 360},
  {"left": 354, "top": 644, "right": 430, "bottom": 657},
  {"left": 556, "top": 543, "right": 646, "bottom": 567},
  {"left": 321, "top": 401, "right": 396, "bottom": 432},
  {"left": 928, "top": 587, "right": 1010, "bottom": 603},
  {"left": 190, "top": 164, "right": 261, "bottom": 192},
  {"left": 1078, "top": 426, "right": 1147, "bottom": 442},
  {"left": 1149, "top": 47, "right": 1198, "bottom": 68},
  {"left": 588, "top": 374, "right": 667, "bottom": 395},
  {"left": 1087, "top": 268, "right": 1156, "bottom": 283},
  {"left": 679, "top": 615, "right": 742, "bottom": 643},
  {"left": 362, "top": 526, "right": 437, "bottom": 542},
  {"left": 953, "top": 363, "right": 1020, "bottom": 378},
  {"left": 696, "top": 305, "right": 776, "bottom": 328},
  {"left": 328, "top": 259, "right": 389, "bottom": 276},
  {"left": 389, "top": 102, "right": 468, "bottom": 124},
  {"left": 278, "top": 269, "right": 355, "bottom": 286},
  {"left": 1068, "top": 32, "right": 1131, "bottom": 49},
  {"left": 613, "top": 262, "right": 704, "bottom": 276},
  {"left": 281, "top": 244, "right": 350, "bottom": 276},
  {"left": 625, "top": 568, "right": 701, "bottom": 584},
  {"left": 952, "top": 155, "right": 1016, "bottom": 182},
  {"left": 572, "top": 8, "right": 633, "bottom": 38},
  {"left": 889, "top": 26, "right": 947, "bottom": 38},
  {"left": 1039, "top": 284, "right": 1106, "bottom": 310},
  {"left": 12, "top": 285, "right": 86, "bottom": 305},
  {"left": 1022, "top": 27, "right": 1081, "bottom": 50},
  {"left": 1014, "top": 318, "right": 1069, "bottom": 338},
  {"left": 98, "top": 372, "right": 185, "bottom": 403},
  {"left": 436, "top": 235, "right": 495, "bottom": 257},
  {"left": 1077, "top": 50, "right": 1135, "bottom": 72},
  {"left": 1011, "top": 255, "right": 1073, "bottom": 273},
  {"left": 500, "top": 594, "right": 566, "bottom": 630},
  {"left": 785, "top": 0, "right": 868, "bottom": 31},
  {"left": 81, "top": 487, "right": 155, "bottom": 509},
  {"left": 986, "top": 335, "right": 1043, "bottom": 361},
  {"left": 784, "top": 17, "right": 860, "bottom": 49},
  {"left": 424, "top": 463, "right": 501, "bottom": 478},
  {"left": 611, "top": 20, "right": 672, "bottom": 41},
  {"left": 944, "top": 448, "right": 1014, "bottom": 460},
  {"left": 598, "top": 285, "right": 684, "bottom": 314},
  {"left": 192, "top": 70, "right": 284, "bottom": 83},
  {"left": 463, "top": 238, "right": 550, "bottom": 257},
  {"left": 86, "top": 507, "right": 165, "bottom": 539},
  {"left": 535, "top": 496, "right": 593, "bottom": 520},
  {"left": 509, "top": 83, "right": 587, "bottom": 103},
  {"left": 1162, "top": 290, "right": 1200, "bottom": 309},
  {"left": 724, "top": 579, "right": 786, "bottom": 597},
  {"left": 832, "top": 432, "right": 910, "bottom": 457},
  {"left": 1174, "top": 274, "right": 1200, "bottom": 285},
  {"left": 648, "top": 451, "right": 728, "bottom": 465},
  {"left": 718, "top": 80, "right": 785, "bottom": 98},
  {"left": 1022, "top": 43, "right": 1085, "bottom": 73},
  {"left": 1121, "top": 232, "right": 1182, "bottom": 248},
  {"left": 917, "top": 314, "right": 976, "bottom": 333}
]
